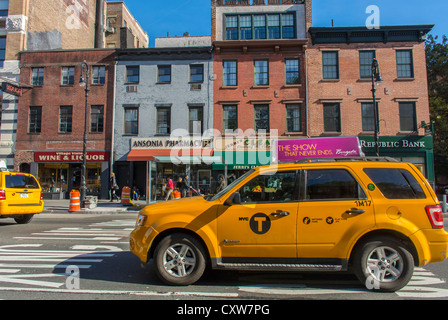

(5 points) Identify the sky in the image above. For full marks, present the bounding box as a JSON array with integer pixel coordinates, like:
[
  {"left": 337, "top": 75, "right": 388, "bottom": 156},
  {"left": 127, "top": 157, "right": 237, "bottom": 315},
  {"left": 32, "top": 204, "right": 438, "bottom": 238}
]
[{"left": 122, "top": 0, "right": 448, "bottom": 47}]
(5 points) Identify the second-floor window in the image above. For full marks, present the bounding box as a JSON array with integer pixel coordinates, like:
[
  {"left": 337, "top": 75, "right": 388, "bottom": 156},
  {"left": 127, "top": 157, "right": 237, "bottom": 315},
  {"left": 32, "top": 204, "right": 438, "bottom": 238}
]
[
  {"left": 92, "top": 66, "right": 106, "bottom": 84},
  {"left": 225, "top": 13, "right": 296, "bottom": 40},
  {"left": 223, "top": 60, "right": 237, "bottom": 86},
  {"left": 396, "top": 50, "right": 414, "bottom": 79},
  {"left": 59, "top": 106, "right": 73, "bottom": 133},
  {"left": 126, "top": 66, "right": 140, "bottom": 84},
  {"left": 158, "top": 65, "right": 171, "bottom": 83},
  {"left": 90, "top": 105, "right": 104, "bottom": 133},
  {"left": 190, "top": 64, "right": 204, "bottom": 83},
  {"left": 124, "top": 106, "right": 139, "bottom": 135},
  {"left": 323, "top": 103, "right": 341, "bottom": 133},
  {"left": 322, "top": 51, "right": 339, "bottom": 80},
  {"left": 359, "top": 50, "right": 376, "bottom": 79},
  {"left": 254, "top": 60, "right": 269, "bottom": 86},
  {"left": 29, "top": 106, "right": 42, "bottom": 134},
  {"left": 285, "top": 58, "right": 300, "bottom": 84}
]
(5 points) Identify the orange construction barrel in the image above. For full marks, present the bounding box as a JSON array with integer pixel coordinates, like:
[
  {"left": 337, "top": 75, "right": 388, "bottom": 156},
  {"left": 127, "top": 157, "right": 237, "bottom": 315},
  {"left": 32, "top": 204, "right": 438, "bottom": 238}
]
[
  {"left": 69, "top": 190, "right": 81, "bottom": 212},
  {"left": 121, "top": 186, "right": 131, "bottom": 206},
  {"left": 173, "top": 190, "right": 181, "bottom": 200}
]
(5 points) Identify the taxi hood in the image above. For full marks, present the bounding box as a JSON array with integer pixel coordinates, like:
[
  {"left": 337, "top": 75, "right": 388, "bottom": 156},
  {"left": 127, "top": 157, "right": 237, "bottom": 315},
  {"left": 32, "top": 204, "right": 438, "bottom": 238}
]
[{"left": 139, "top": 196, "right": 214, "bottom": 215}]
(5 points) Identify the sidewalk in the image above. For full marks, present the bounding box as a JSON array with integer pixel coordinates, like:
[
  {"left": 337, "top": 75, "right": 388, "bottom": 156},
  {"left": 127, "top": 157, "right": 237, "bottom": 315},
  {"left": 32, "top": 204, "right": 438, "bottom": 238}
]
[{"left": 42, "top": 199, "right": 147, "bottom": 214}]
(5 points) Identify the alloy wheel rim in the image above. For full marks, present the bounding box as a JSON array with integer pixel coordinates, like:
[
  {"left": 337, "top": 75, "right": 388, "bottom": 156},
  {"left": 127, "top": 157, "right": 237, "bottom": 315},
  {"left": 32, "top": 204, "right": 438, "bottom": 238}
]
[
  {"left": 163, "top": 243, "right": 197, "bottom": 278},
  {"left": 366, "top": 246, "right": 404, "bottom": 282}
]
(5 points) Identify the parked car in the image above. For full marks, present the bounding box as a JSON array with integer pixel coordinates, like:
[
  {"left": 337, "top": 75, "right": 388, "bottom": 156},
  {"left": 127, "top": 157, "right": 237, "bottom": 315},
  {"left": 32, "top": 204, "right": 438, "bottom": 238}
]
[
  {"left": 0, "top": 172, "right": 44, "bottom": 224},
  {"left": 130, "top": 158, "right": 448, "bottom": 292}
]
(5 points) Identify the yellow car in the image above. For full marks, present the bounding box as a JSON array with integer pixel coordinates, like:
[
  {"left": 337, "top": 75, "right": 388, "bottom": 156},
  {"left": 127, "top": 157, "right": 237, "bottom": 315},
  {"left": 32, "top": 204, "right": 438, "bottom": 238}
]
[
  {"left": 0, "top": 172, "right": 44, "bottom": 224},
  {"left": 130, "top": 158, "right": 448, "bottom": 292}
]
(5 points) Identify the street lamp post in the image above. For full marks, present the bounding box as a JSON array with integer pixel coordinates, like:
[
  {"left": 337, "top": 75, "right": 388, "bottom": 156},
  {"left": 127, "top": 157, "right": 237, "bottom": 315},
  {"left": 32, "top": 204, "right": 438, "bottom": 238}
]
[
  {"left": 79, "top": 61, "right": 90, "bottom": 208},
  {"left": 371, "top": 58, "right": 383, "bottom": 157}
]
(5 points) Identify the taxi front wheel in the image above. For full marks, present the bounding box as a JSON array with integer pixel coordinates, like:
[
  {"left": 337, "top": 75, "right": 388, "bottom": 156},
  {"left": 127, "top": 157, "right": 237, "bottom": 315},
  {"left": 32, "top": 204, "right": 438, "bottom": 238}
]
[
  {"left": 353, "top": 236, "right": 414, "bottom": 292},
  {"left": 153, "top": 233, "right": 206, "bottom": 286}
]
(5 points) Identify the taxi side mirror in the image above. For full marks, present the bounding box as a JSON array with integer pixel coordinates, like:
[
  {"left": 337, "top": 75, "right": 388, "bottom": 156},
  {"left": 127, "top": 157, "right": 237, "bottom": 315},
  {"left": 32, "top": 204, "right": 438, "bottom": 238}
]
[{"left": 225, "top": 192, "right": 241, "bottom": 206}]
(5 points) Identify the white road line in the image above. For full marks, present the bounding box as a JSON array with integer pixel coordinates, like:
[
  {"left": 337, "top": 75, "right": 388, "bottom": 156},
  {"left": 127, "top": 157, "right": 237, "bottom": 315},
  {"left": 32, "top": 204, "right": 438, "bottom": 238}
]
[{"left": 14, "top": 237, "right": 122, "bottom": 241}]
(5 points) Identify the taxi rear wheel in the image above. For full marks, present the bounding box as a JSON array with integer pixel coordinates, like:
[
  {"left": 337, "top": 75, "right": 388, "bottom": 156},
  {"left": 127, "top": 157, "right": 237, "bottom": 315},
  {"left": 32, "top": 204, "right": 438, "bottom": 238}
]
[
  {"left": 353, "top": 236, "right": 414, "bottom": 292},
  {"left": 153, "top": 233, "right": 206, "bottom": 286},
  {"left": 14, "top": 215, "right": 34, "bottom": 224}
]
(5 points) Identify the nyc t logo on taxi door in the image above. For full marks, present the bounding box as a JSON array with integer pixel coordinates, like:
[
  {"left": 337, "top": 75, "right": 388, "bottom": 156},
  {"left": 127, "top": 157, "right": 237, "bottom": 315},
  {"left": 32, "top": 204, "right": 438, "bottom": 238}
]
[{"left": 250, "top": 213, "right": 271, "bottom": 235}]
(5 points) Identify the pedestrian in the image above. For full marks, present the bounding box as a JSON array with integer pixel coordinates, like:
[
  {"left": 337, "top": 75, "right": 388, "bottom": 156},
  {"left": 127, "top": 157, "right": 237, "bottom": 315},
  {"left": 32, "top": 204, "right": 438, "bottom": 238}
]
[
  {"left": 183, "top": 174, "right": 191, "bottom": 197},
  {"left": 131, "top": 186, "right": 139, "bottom": 201},
  {"left": 165, "top": 177, "right": 174, "bottom": 201},
  {"left": 109, "top": 172, "right": 119, "bottom": 202},
  {"left": 216, "top": 175, "right": 226, "bottom": 193}
]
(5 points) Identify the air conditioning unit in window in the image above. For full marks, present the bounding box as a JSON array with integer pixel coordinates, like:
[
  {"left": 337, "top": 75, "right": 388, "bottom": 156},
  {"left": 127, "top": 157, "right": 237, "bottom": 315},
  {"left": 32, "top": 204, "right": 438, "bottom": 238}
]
[
  {"left": 190, "top": 84, "right": 202, "bottom": 91},
  {"left": 126, "top": 85, "right": 138, "bottom": 93}
]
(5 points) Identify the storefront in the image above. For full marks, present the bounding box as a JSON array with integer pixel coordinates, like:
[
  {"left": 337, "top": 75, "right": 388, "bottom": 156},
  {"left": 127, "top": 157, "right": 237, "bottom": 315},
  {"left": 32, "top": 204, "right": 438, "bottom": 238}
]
[
  {"left": 34, "top": 151, "right": 110, "bottom": 199},
  {"left": 358, "top": 136, "right": 435, "bottom": 184},
  {"left": 125, "top": 137, "right": 219, "bottom": 203}
]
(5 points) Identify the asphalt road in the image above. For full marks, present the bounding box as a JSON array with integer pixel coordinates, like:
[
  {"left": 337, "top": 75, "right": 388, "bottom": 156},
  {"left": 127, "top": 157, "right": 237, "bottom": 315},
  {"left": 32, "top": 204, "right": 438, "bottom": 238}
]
[{"left": 0, "top": 213, "right": 447, "bottom": 305}]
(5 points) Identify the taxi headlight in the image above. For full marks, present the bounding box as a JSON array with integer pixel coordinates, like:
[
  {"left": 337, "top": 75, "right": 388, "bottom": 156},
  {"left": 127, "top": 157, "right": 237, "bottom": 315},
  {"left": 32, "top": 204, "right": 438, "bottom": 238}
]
[{"left": 136, "top": 214, "right": 148, "bottom": 227}]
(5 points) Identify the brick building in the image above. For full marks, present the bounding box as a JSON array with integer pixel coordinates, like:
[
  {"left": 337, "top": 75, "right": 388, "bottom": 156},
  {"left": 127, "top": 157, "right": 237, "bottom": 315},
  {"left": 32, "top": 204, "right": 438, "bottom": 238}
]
[
  {"left": 211, "top": 0, "right": 311, "bottom": 175},
  {"left": 308, "top": 25, "right": 435, "bottom": 183},
  {"left": 15, "top": 49, "right": 116, "bottom": 199}
]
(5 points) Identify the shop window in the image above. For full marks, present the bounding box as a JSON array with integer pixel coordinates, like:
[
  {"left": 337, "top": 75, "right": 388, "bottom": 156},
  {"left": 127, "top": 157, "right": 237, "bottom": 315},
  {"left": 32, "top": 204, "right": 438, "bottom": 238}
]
[{"left": 38, "top": 164, "right": 69, "bottom": 193}]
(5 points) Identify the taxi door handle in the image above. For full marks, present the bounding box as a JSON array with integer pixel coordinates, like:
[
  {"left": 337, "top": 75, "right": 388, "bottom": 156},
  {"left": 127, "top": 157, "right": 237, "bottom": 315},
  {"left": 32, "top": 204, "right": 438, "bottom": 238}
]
[
  {"left": 345, "top": 209, "right": 365, "bottom": 215},
  {"left": 271, "top": 211, "right": 290, "bottom": 217}
]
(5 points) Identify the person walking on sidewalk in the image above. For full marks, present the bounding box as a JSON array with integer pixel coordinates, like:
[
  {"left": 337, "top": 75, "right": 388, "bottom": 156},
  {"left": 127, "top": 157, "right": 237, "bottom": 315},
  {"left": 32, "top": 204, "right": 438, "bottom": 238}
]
[
  {"left": 109, "top": 172, "right": 119, "bottom": 202},
  {"left": 165, "top": 177, "right": 174, "bottom": 201}
]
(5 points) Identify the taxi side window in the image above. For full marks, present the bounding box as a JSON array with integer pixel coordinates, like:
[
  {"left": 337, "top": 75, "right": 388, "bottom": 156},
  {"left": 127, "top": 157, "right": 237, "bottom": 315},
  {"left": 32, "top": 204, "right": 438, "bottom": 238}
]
[
  {"left": 304, "top": 169, "right": 366, "bottom": 201},
  {"left": 363, "top": 168, "right": 426, "bottom": 199},
  {"left": 238, "top": 171, "right": 297, "bottom": 204}
]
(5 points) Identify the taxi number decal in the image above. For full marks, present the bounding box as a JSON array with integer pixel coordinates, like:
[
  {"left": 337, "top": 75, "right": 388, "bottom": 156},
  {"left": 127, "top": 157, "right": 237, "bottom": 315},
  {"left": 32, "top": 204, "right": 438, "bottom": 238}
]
[
  {"left": 355, "top": 200, "right": 372, "bottom": 207},
  {"left": 249, "top": 213, "right": 271, "bottom": 235}
]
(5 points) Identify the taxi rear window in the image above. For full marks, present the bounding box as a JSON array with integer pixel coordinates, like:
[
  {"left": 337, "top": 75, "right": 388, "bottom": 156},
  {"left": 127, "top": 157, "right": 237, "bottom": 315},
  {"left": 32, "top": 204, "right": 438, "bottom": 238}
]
[
  {"left": 5, "top": 175, "right": 39, "bottom": 189},
  {"left": 363, "top": 168, "right": 426, "bottom": 199}
]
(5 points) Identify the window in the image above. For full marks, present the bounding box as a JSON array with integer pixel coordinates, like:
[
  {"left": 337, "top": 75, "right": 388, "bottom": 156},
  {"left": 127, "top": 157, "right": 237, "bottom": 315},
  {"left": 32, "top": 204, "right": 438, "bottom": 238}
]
[
  {"left": 29, "top": 106, "right": 42, "bottom": 134},
  {"left": 223, "top": 60, "right": 237, "bottom": 86},
  {"left": 238, "top": 171, "right": 297, "bottom": 203},
  {"left": 285, "top": 58, "right": 300, "bottom": 84},
  {"left": 254, "top": 104, "right": 269, "bottom": 133},
  {"left": 189, "top": 106, "right": 203, "bottom": 135},
  {"left": 254, "top": 15, "right": 266, "bottom": 39},
  {"left": 6, "top": 175, "right": 39, "bottom": 189},
  {"left": 254, "top": 60, "right": 269, "bottom": 86},
  {"left": 396, "top": 50, "right": 414, "bottom": 78},
  {"left": 90, "top": 105, "right": 104, "bottom": 133},
  {"left": 156, "top": 107, "right": 170, "bottom": 135},
  {"left": 223, "top": 105, "right": 238, "bottom": 133},
  {"left": 0, "top": 37, "right": 6, "bottom": 68},
  {"left": 190, "top": 64, "right": 204, "bottom": 83},
  {"left": 126, "top": 66, "right": 139, "bottom": 84},
  {"left": 286, "top": 104, "right": 301, "bottom": 132},
  {"left": 59, "top": 106, "right": 72, "bottom": 133},
  {"left": 322, "top": 51, "right": 339, "bottom": 79},
  {"left": 305, "top": 169, "right": 366, "bottom": 201},
  {"left": 225, "top": 16, "right": 238, "bottom": 40},
  {"left": 364, "top": 168, "right": 426, "bottom": 199},
  {"left": 361, "top": 102, "right": 376, "bottom": 132},
  {"left": 158, "top": 65, "right": 171, "bottom": 83},
  {"left": 32, "top": 68, "right": 44, "bottom": 86},
  {"left": 239, "top": 15, "right": 252, "bottom": 40},
  {"left": 399, "top": 102, "right": 416, "bottom": 132},
  {"left": 268, "top": 14, "right": 280, "bottom": 39},
  {"left": 323, "top": 103, "right": 341, "bottom": 132},
  {"left": 225, "top": 13, "right": 296, "bottom": 40},
  {"left": 124, "top": 107, "right": 139, "bottom": 135},
  {"left": 92, "top": 66, "right": 106, "bottom": 84},
  {"left": 282, "top": 14, "right": 295, "bottom": 39},
  {"left": 61, "top": 67, "right": 75, "bottom": 85},
  {"left": 359, "top": 50, "right": 375, "bottom": 79}
]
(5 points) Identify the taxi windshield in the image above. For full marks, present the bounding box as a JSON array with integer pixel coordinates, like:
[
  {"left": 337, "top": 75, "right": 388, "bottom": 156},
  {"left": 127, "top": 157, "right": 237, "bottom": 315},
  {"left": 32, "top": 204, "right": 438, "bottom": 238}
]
[{"left": 208, "top": 169, "right": 255, "bottom": 201}]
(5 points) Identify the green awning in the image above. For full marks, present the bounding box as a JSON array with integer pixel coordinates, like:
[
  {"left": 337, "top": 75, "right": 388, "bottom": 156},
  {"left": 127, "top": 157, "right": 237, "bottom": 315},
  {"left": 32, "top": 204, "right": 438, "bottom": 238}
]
[{"left": 212, "top": 151, "right": 271, "bottom": 170}]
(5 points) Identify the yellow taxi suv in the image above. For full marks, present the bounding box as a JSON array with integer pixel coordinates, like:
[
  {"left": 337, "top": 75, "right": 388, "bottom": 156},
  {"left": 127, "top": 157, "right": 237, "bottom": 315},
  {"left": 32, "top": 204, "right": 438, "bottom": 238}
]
[
  {"left": 0, "top": 172, "right": 44, "bottom": 224},
  {"left": 130, "top": 158, "right": 448, "bottom": 292}
]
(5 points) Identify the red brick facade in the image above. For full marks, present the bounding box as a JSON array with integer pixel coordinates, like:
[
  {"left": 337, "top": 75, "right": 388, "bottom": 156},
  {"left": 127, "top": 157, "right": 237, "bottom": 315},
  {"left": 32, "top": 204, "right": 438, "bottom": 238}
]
[{"left": 16, "top": 49, "right": 116, "bottom": 170}]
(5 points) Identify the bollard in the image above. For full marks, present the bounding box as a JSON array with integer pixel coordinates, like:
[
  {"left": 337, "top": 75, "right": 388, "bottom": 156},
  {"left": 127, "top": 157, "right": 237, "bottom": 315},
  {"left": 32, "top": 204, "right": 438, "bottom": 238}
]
[
  {"left": 121, "top": 186, "right": 131, "bottom": 206},
  {"left": 443, "top": 194, "right": 448, "bottom": 214},
  {"left": 173, "top": 190, "right": 181, "bottom": 200},
  {"left": 69, "top": 190, "right": 81, "bottom": 212}
]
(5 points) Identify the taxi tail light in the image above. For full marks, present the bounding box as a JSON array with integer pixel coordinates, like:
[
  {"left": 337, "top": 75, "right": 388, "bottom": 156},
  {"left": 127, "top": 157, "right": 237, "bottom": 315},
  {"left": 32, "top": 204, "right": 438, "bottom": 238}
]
[
  {"left": 426, "top": 205, "right": 444, "bottom": 229},
  {"left": 40, "top": 191, "right": 43, "bottom": 200},
  {"left": 0, "top": 189, "right": 5, "bottom": 200}
]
